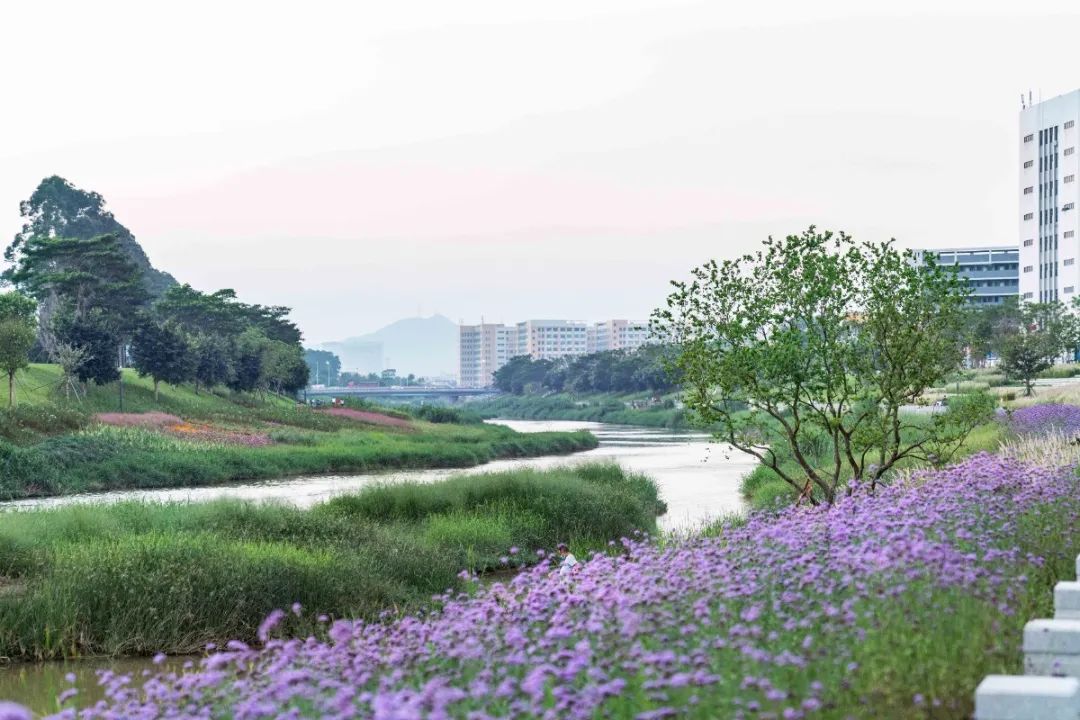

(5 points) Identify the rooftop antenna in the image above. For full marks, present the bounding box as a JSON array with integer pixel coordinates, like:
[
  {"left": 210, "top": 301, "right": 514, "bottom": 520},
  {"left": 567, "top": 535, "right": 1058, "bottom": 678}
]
[
  {"left": 1030, "top": 91, "right": 1033, "bottom": 106},
  {"left": 1021, "top": 93, "right": 1026, "bottom": 110}
]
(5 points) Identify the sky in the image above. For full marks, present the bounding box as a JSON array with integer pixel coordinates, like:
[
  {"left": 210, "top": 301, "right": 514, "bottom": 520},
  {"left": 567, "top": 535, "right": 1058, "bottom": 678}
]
[{"left": 2, "top": 0, "right": 1080, "bottom": 345}]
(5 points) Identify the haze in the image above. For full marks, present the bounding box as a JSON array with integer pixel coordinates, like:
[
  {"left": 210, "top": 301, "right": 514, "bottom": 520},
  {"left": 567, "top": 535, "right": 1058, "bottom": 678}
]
[{"left": 2, "top": 0, "right": 1078, "bottom": 344}]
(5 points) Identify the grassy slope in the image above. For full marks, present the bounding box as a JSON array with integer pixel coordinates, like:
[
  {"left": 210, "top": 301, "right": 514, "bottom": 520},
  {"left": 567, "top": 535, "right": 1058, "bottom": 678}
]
[
  {"left": 0, "top": 365, "right": 597, "bottom": 500},
  {"left": 12, "top": 363, "right": 293, "bottom": 417}
]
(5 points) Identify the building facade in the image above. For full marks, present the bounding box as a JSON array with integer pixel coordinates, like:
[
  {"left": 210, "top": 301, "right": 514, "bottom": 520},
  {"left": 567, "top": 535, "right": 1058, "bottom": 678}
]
[
  {"left": 912, "top": 247, "right": 1020, "bottom": 305},
  {"left": 589, "top": 319, "right": 650, "bottom": 352},
  {"left": 1019, "top": 90, "right": 1080, "bottom": 303},
  {"left": 514, "top": 320, "right": 589, "bottom": 360},
  {"left": 458, "top": 318, "right": 652, "bottom": 387},
  {"left": 458, "top": 323, "right": 518, "bottom": 388}
]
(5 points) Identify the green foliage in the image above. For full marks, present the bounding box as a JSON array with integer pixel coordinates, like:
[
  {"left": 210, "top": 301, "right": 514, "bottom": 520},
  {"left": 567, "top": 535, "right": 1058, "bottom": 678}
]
[
  {"left": 304, "top": 349, "right": 341, "bottom": 385},
  {"left": 3, "top": 176, "right": 175, "bottom": 297},
  {"left": 492, "top": 345, "right": 674, "bottom": 395},
  {"left": 998, "top": 302, "right": 1080, "bottom": 395},
  {"left": 0, "top": 292, "right": 37, "bottom": 406},
  {"left": 130, "top": 318, "right": 194, "bottom": 399},
  {"left": 0, "top": 464, "right": 656, "bottom": 659},
  {"left": 411, "top": 404, "right": 483, "bottom": 424},
  {"left": 655, "top": 227, "right": 986, "bottom": 505}
]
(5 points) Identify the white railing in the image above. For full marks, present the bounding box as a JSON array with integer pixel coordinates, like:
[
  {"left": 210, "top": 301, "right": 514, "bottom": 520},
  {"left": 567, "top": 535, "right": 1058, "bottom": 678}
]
[{"left": 974, "top": 553, "right": 1080, "bottom": 718}]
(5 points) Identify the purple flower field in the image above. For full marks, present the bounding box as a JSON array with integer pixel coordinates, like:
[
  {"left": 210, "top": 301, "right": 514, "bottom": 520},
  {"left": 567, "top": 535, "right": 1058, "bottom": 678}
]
[
  {"left": 1003, "top": 402, "right": 1080, "bottom": 437},
  {"left": 29, "top": 444, "right": 1078, "bottom": 720}
]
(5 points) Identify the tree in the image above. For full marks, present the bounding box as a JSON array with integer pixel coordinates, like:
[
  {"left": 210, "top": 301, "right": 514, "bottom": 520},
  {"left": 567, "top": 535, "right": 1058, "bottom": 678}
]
[
  {"left": 227, "top": 329, "right": 266, "bottom": 394},
  {"left": 997, "top": 302, "right": 1079, "bottom": 396},
  {"left": 0, "top": 292, "right": 37, "bottom": 406},
  {"left": 262, "top": 340, "right": 309, "bottom": 396},
  {"left": 192, "top": 334, "right": 231, "bottom": 393},
  {"left": 52, "top": 309, "right": 122, "bottom": 385},
  {"left": 130, "top": 317, "right": 195, "bottom": 401},
  {"left": 303, "top": 349, "right": 341, "bottom": 385},
  {"left": 4, "top": 176, "right": 175, "bottom": 297},
  {"left": 653, "top": 227, "right": 992, "bottom": 506}
]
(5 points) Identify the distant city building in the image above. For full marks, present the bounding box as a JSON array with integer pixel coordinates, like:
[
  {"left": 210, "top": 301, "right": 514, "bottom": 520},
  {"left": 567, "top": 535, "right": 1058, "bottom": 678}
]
[
  {"left": 912, "top": 247, "right": 1020, "bottom": 305},
  {"left": 515, "top": 320, "right": 588, "bottom": 360},
  {"left": 589, "top": 319, "right": 650, "bottom": 352},
  {"left": 458, "top": 318, "right": 652, "bottom": 387},
  {"left": 1019, "top": 89, "right": 1080, "bottom": 303},
  {"left": 458, "top": 323, "right": 518, "bottom": 388}
]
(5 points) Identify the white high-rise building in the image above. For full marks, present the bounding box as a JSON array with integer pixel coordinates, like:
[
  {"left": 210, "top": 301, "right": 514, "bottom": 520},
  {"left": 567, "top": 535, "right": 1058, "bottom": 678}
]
[
  {"left": 1019, "top": 90, "right": 1080, "bottom": 304},
  {"left": 515, "top": 320, "right": 589, "bottom": 360},
  {"left": 589, "top": 320, "right": 650, "bottom": 352},
  {"left": 458, "top": 323, "right": 518, "bottom": 388}
]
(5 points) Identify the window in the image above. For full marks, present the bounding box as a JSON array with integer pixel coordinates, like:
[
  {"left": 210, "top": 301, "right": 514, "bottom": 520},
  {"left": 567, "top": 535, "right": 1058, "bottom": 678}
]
[
  {"left": 1067, "top": 287, "right": 1076, "bottom": 294},
  {"left": 1068, "top": 121, "right": 1076, "bottom": 129},
  {"left": 1067, "top": 147, "right": 1076, "bottom": 156},
  {"left": 1066, "top": 258, "right": 1076, "bottom": 267},
  {"left": 1024, "top": 160, "right": 1034, "bottom": 168},
  {"left": 1024, "top": 134, "right": 1034, "bottom": 142},
  {"left": 1024, "top": 292, "right": 1034, "bottom": 299},
  {"left": 1066, "top": 203, "right": 1076, "bottom": 211},
  {"left": 1067, "top": 231, "right": 1076, "bottom": 238},
  {"left": 1024, "top": 186, "right": 1034, "bottom": 194},
  {"left": 1025, "top": 212, "right": 1034, "bottom": 220},
  {"left": 1024, "top": 238, "right": 1034, "bottom": 246},
  {"left": 1023, "top": 265, "right": 1034, "bottom": 273},
  {"left": 1068, "top": 175, "right": 1076, "bottom": 183}
]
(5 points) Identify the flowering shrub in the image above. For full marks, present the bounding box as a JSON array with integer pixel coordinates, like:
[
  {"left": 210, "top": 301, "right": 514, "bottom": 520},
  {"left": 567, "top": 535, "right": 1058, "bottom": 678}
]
[
  {"left": 1004, "top": 402, "right": 1080, "bottom": 437},
  {"left": 29, "top": 447, "right": 1079, "bottom": 720}
]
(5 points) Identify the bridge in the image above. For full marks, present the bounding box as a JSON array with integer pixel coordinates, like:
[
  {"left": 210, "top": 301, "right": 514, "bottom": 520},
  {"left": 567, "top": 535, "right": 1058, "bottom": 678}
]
[{"left": 304, "top": 385, "right": 501, "bottom": 403}]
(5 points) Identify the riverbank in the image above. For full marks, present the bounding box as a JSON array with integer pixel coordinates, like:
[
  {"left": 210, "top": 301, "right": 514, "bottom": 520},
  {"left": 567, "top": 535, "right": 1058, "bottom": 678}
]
[
  {"left": 0, "top": 463, "right": 661, "bottom": 661},
  {"left": 0, "top": 365, "right": 596, "bottom": 500},
  {"left": 468, "top": 392, "right": 696, "bottom": 429},
  {"left": 25, "top": 428, "right": 1080, "bottom": 719}
]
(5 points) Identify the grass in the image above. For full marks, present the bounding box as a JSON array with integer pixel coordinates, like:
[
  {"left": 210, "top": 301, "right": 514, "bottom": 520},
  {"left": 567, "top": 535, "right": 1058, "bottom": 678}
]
[
  {"left": 737, "top": 409, "right": 1006, "bottom": 510},
  {"left": 0, "top": 463, "right": 660, "bottom": 660},
  {"left": 467, "top": 392, "right": 697, "bottom": 429},
  {"left": 0, "top": 364, "right": 597, "bottom": 500}
]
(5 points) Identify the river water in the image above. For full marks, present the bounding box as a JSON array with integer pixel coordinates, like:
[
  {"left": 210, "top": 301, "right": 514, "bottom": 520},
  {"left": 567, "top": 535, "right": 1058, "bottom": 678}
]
[
  {"left": 0, "top": 420, "right": 755, "bottom": 711},
  {"left": 0, "top": 420, "right": 755, "bottom": 532}
]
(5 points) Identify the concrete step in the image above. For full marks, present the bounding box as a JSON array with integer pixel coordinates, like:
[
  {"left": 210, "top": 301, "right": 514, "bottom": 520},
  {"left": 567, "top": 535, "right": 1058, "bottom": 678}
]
[
  {"left": 1024, "top": 619, "right": 1080, "bottom": 678},
  {"left": 975, "top": 675, "right": 1080, "bottom": 720},
  {"left": 1059, "top": 582, "right": 1080, "bottom": 621}
]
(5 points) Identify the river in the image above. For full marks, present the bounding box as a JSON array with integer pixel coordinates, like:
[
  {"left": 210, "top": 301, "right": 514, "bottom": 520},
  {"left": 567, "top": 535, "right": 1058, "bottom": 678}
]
[
  {"left": 0, "top": 420, "right": 756, "bottom": 711},
  {"left": 0, "top": 420, "right": 756, "bottom": 532}
]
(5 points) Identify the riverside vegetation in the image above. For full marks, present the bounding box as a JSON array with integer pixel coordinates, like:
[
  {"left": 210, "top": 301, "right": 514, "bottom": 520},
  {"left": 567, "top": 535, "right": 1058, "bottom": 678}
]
[
  {"left": 22, "top": 407, "right": 1080, "bottom": 719},
  {"left": 0, "top": 463, "right": 662, "bottom": 661},
  {"left": 0, "top": 364, "right": 596, "bottom": 500}
]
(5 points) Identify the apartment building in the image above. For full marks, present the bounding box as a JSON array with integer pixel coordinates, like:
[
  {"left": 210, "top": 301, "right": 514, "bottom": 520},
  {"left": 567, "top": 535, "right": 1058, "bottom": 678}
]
[
  {"left": 1019, "top": 90, "right": 1080, "bottom": 303},
  {"left": 514, "top": 320, "right": 589, "bottom": 360},
  {"left": 458, "top": 323, "right": 518, "bottom": 388},
  {"left": 911, "top": 247, "right": 1020, "bottom": 305},
  {"left": 589, "top": 319, "right": 650, "bottom": 352},
  {"left": 458, "top": 318, "right": 652, "bottom": 387}
]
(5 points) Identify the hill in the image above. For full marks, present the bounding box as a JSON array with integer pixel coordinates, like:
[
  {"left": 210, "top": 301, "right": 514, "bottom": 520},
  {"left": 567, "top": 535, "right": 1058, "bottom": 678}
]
[{"left": 322, "top": 314, "right": 457, "bottom": 378}]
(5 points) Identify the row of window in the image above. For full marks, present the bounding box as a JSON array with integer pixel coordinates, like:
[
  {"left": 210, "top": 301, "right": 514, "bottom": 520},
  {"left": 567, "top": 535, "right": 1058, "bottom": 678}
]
[{"left": 1023, "top": 258, "right": 1077, "bottom": 272}]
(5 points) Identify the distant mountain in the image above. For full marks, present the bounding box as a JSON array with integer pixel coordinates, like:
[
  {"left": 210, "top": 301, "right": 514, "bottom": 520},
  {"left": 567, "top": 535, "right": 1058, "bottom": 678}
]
[{"left": 323, "top": 314, "right": 458, "bottom": 378}]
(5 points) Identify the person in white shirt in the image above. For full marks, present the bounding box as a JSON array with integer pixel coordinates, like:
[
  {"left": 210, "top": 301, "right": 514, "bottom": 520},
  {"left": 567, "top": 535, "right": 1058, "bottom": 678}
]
[{"left": 557, "top": 543, "right": 579, "bottom": 576}]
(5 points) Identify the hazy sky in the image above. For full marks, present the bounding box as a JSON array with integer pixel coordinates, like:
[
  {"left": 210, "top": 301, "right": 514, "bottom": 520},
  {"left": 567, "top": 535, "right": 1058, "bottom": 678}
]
[{"left": 2, "top": 1, "right": 1079, "bottom": 344}]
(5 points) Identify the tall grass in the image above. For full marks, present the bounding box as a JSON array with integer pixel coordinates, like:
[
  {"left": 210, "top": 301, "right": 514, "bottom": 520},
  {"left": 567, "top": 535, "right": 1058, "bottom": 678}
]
[{"left": 0, "top": 463, "right": 660, "bottom": 660}]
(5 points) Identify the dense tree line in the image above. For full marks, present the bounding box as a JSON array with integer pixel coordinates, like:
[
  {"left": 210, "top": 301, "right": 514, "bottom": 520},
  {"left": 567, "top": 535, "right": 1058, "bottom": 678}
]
[
  {"left": 0, "top": 177, "right": 308, "bottom": 403},
  {"left": 493, "top": 345, "right": 677, "bottom": 395},
  {"left": 304, "top": 349, "right": 341, "bottom": 385}
]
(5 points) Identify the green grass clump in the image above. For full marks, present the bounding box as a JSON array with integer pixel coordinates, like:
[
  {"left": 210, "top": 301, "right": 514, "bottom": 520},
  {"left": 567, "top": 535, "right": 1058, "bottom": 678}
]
[
  {"left": 0, "top": 463, "right": 659, "bottom": 660},
  {"left": 468, "top": 393, "right": 697, "bottom": 429}
]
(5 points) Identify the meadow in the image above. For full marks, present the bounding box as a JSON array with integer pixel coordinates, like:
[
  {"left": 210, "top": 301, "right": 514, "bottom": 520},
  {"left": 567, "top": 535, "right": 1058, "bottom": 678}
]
[
  {"left": 0, "top": 365, "right": 596, "bottom": 500},
  {"left": 26, "top": 405, "right": 1080, "bottom": 719},
  {"left": 0, "top": 463, "right": 661, "bottom": 661}
]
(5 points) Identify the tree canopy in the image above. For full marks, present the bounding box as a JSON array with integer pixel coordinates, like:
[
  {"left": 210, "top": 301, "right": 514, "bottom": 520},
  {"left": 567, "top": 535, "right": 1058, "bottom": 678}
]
[{"left": 653, "top": 227, "right": 993, "bottom": 506}]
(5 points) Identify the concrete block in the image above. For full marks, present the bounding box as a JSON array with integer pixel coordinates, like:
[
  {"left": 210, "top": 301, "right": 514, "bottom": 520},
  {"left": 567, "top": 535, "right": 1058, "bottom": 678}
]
[
  {"left": 1059, "top": 582, "right": 1080, "bottom": 621},
  {"left": 1025, "top": 619, "right": 1080, "bottom": 678},
  {"left": 974, "top": 675, "right": 1080, "bottom": 720}
]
